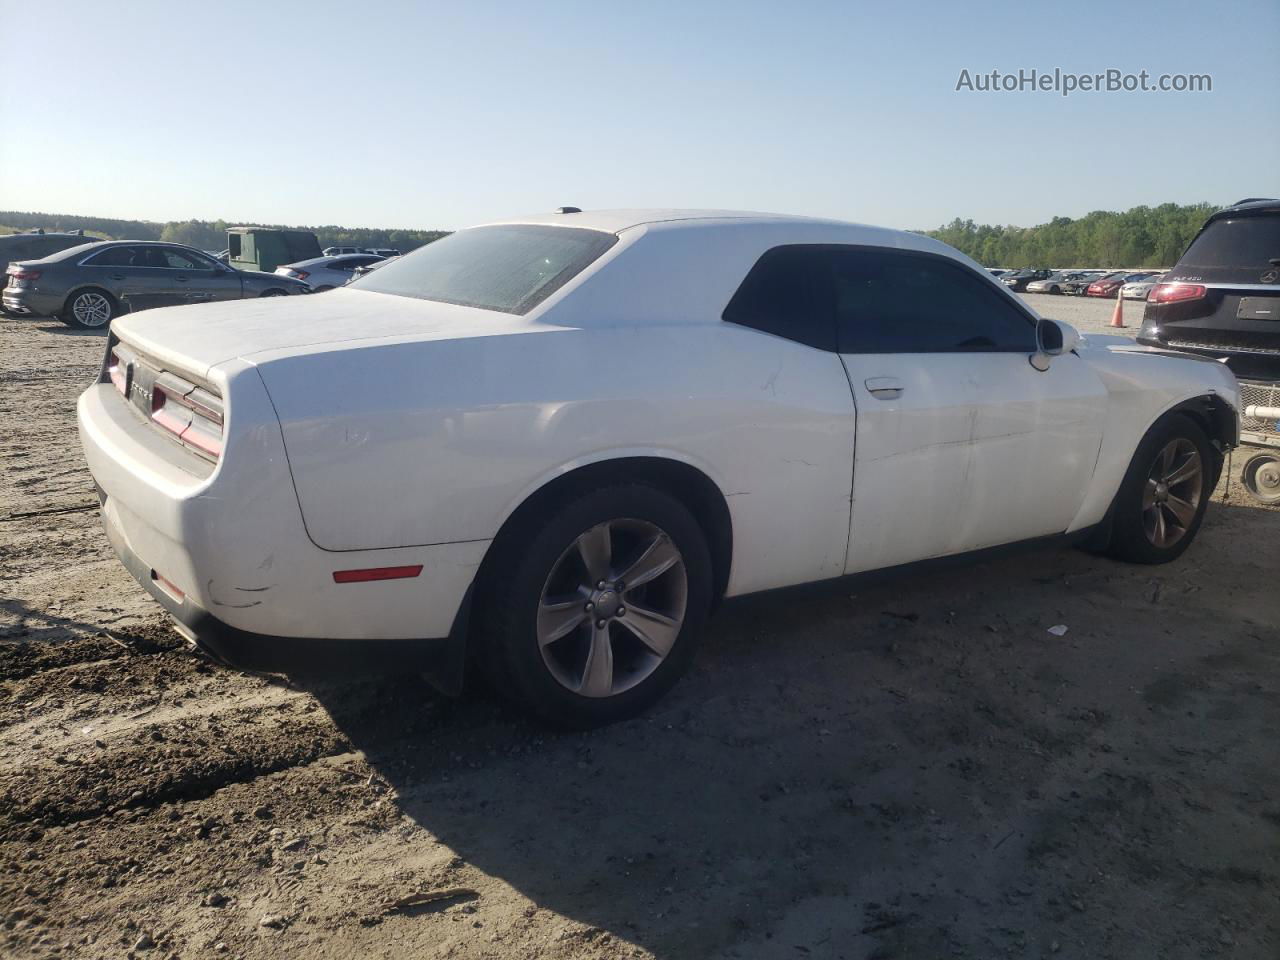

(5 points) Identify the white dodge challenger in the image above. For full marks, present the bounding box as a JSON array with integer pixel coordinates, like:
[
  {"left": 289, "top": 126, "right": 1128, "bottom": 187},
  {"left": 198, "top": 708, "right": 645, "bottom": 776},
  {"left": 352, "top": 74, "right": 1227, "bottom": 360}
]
[{"left": 78, "top": 209, "right": 1240, "bottom": 726}]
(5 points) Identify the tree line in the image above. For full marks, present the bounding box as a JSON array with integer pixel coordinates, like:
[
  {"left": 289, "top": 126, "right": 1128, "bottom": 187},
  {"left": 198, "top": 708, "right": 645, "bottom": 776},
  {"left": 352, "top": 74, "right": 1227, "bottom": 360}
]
[
  {"left": 923, "top": 202, "right": 1220, "bottom": 268},
  {"left": 3, "top": 201, "right": 1224, "bottom": 268},
  {"left": 0, "top": 211, "right": 449, "bottom": 254}
]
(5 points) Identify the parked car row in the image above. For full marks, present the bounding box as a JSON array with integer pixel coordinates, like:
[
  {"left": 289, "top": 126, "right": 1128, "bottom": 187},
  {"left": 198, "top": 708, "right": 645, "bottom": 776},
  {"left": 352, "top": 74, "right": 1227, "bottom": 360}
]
[{"left": 987, "top": 266, "right": 1168, "bottom": 299}]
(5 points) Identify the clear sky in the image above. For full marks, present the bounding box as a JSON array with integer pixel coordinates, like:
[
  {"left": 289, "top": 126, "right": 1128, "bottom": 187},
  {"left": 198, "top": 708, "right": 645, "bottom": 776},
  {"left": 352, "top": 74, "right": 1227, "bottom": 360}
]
[{"left": 1, "top": 0, "right": 1276, "bottom": 232}]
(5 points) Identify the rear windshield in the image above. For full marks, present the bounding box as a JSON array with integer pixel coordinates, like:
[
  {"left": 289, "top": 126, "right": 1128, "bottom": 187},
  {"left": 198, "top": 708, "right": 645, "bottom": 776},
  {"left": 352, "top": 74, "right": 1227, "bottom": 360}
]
[
  {"left": 1180, "top": 215, "right": 1280, "bottom": 270},
  {"left": 350, "top": 224, "right": 617, "bottom": 315}
]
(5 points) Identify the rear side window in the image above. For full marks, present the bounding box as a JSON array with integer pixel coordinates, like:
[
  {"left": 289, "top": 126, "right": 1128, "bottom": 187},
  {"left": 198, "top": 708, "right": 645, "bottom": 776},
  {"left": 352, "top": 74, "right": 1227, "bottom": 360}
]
[
  {"left": 84, "top": 246, "right": 142, "bottom": 267},
  {"left": 1180, "top": 215, "right": 1280, "bottom": 271},
  {"left": 352, "top": 224, "right": 617, "bottom": 315},
  {"left": 722, "top": 246, "right": 836, "bottom": 351},
  {"left": 832, "top": 248, "right": 1036, "bottom": 353}
]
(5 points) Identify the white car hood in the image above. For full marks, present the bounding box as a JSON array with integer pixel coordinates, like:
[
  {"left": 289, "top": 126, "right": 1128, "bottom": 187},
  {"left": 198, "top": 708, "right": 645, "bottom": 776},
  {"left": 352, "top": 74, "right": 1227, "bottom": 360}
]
[{"left": 112, "top": 289, "right": 534, "bottom": 379}]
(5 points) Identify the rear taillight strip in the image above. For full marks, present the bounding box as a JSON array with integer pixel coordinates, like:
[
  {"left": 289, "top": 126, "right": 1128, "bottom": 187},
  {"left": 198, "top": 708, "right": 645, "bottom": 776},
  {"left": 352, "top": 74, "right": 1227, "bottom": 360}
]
[{"left": 150, "top": 373, "right": 224, "bottom": 462}]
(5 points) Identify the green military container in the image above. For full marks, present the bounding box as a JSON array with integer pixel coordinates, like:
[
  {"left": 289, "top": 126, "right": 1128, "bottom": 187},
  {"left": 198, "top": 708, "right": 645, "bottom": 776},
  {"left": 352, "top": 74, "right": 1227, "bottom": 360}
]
[{"left": 226, "top": 227, "right": 322, "bottom": 273}]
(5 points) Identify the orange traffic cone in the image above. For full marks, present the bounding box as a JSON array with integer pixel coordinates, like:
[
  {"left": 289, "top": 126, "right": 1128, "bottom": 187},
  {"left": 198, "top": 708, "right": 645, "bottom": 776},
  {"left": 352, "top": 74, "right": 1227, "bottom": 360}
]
[{"left": 1110, "top": 288, "right": 1125, "bottom": 328}]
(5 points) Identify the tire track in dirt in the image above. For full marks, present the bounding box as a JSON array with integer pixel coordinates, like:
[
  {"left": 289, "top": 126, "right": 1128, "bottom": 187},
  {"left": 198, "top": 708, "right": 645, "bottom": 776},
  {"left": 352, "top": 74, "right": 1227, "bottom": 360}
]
[{"left": 0, "top": 619, "right": 180, "bottom": 681}]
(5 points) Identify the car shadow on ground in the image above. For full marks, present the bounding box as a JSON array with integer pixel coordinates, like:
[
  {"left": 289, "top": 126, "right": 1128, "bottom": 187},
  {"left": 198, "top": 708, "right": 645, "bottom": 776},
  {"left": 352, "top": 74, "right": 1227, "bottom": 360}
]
[
  {"left": 301, "top": 497, "right": 1280, "bottom": 958},
  {"left": 22, "top": 321, "right": 107, "bottom": 336}
]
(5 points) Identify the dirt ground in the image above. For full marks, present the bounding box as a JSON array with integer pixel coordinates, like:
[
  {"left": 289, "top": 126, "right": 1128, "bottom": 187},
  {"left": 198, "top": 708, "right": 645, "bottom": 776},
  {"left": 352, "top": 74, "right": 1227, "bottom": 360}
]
[{"left": 2, "top": 299, "right": 1278, "bottom": 960}]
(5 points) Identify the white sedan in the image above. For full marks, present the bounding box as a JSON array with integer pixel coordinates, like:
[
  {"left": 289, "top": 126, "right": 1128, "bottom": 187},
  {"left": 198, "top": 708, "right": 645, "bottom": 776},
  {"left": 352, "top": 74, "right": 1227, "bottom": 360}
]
[
  {"left": 78, "top": 209, "right": 1240, "bottom": 727},
  {"left": 1122, "top": 273, "right": 1166, "bottom": 299}
]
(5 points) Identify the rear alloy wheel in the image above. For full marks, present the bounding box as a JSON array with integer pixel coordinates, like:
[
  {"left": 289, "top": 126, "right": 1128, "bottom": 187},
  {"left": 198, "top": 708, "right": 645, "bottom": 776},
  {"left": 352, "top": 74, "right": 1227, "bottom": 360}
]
[
  {"left": 65, "top": 289, "right": 115, "bottom": 329},
  {"left": 480, "top": 484, "right": 711, "bottom": 728},
  {"left": 537, "top": 519, "right": 688, "bottom": 699},
  {"left": 1106, "top": 414, "right": 1214, "bottom": 563},
  {"left": 1241, "top": 453, "right": 1280, "bottom": 504}
]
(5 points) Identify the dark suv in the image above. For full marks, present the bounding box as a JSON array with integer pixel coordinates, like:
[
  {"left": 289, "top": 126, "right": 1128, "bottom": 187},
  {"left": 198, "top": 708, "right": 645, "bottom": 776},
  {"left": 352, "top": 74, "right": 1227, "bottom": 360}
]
[
  {"left": 3, "top": 240, "right": 309, "bottom": 329},
  {"left": 0, "top": 231, "right": 97, "bottom": 310},
  {"left": 1140, "top": 198, "right": 1280, "bottom": 380}
]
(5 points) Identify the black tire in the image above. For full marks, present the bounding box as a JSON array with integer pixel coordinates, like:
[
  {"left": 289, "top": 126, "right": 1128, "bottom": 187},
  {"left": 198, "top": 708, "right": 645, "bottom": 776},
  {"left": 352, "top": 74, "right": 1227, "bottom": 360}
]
[
  {"left": 62, "top": 288, "right": 117, "bottom": 329},
  {"left": 476, "top": 483, "right": 712, "bottom": 729},
  {"left": 1105, "top": 413, "right": 1215, "bottom": 564},
  {"left": 1049, "top": 285, "right": 1061, "bottom": 295}
]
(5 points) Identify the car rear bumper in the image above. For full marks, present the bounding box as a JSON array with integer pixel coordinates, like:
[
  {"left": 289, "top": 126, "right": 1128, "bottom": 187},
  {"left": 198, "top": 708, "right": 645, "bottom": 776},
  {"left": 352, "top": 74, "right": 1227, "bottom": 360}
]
[
  {"left": 1, "top": 288, "right": 60, "bottom": 316},
  {"left": 98, "top": 497, "right": 469, "bottom": 690},
  {"left": 1136, "top": 335, "right": 1280, "bottom": 380},
  {"left": 78, "top": 370, "right": 487, "bottom": 687}
]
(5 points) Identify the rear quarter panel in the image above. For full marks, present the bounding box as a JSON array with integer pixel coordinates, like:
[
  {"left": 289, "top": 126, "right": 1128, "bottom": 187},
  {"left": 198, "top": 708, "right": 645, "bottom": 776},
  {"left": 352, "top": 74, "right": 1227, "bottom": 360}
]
[{"left": 253, "top": 322, "right": 858, "bottom": 596}]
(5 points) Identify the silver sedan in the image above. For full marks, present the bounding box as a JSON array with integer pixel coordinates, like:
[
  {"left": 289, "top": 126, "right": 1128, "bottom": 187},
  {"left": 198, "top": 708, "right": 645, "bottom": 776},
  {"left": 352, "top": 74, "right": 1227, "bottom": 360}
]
[{"left": 275, "top": 253, "right": 385, "bottom": 292}]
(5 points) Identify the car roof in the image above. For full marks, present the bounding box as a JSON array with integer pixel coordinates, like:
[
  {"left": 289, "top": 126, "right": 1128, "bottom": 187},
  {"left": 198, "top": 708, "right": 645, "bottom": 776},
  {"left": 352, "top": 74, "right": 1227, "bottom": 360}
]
[
  {"left": 1208, "top": 198, "right": 1280, "bottom": 222},
  {"left": 31, "top": 239, "right": 205, "bottom": 262},
  {"left": 288, "top": 254, "right": 376, "bottom": 267},
  {"left": 477, "top": 208, "right": 848, "bottom": 235}
]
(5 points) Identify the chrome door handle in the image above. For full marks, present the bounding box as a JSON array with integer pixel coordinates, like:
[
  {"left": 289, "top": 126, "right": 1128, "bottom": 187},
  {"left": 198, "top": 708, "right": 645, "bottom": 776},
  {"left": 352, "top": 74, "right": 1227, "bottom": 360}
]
[
  {"left": 865, "top": 377, "right": 905, "bottom": 400},
  {"left": 174, "top": 276, "right": 189, "bottom": 282}
]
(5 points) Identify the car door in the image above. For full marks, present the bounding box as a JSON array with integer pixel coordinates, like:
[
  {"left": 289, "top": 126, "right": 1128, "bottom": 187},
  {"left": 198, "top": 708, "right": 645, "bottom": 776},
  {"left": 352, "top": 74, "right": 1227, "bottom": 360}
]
[
  {"left": 78, "top": 245, "right": 168, "bottom": 310},
  {"left": 158, "top": 247, "right": 242, "bottom": 303},
  {"left": 830, "top": 247, "right": 1108, "bottom": 574}
]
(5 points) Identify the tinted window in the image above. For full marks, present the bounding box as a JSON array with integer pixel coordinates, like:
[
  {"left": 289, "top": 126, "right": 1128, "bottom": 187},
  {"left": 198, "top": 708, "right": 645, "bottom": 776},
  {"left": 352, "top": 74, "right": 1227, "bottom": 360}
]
[
  {"left": 353, "top": 225, "right": 617, "bottom": 315},
  {"left": 31, "top": 236, "right": 82, "bottom": 257},
  {"left": 330, "top": 255, "right": 379, "bottom": 271},
  {"left": 1, "top": 241, "right": 31, "bottom": 262},
  {"left": 228, "top": 235, "right": 242, "bottom": 258},
  {"left": 84, "top": 246, "right": 143, "bottom": 267},
  {"left": 1181, "top": 215, "right": 1280, "bottom": 270},
  {"left": 832, "top": 248, "right": 1036, "bottom": 353},
  {"left": 722, "top": 246, "right": 836, "bottom": 351},
  {"left": 160, "top": 248, "right": 206, "bottom": 269}
]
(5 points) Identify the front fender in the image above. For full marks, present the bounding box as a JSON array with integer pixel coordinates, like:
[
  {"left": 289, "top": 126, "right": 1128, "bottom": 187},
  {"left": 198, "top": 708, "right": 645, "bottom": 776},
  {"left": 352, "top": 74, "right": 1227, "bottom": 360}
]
[{"left": 1066, "top": 341, "right": 1239, "bottom": 532}]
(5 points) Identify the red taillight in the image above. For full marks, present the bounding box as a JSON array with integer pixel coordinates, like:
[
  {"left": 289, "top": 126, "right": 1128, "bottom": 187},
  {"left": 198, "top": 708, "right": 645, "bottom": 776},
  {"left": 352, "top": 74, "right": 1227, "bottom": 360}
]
[
  {"left": 332, "top": 565, "right": 424, "bottom": 584},
  {"left": 150, "top": 378, "right": 224, "bottom": 462},
  {"left": 1148, "top": 282, "right": 1207, "bottom": 304},
  {"left": 291, "top": 270, "right": 310, "bottom": 281},
  {"left": 7, "top": 269, "right": 41, "bottom": 281}
]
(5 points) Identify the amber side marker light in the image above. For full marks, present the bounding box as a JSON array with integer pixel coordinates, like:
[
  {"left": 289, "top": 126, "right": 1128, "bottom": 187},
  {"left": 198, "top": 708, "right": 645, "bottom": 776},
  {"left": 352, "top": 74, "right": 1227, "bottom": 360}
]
[{"left": 332, "top": 565, "right": 424, "bottom": 584}]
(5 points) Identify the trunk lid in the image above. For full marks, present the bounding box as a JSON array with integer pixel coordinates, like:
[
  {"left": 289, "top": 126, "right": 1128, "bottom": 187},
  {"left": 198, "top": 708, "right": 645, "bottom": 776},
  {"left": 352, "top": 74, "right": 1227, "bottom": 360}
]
[{"left": 110, "top": 288, "right": 534, "bottom": 378}]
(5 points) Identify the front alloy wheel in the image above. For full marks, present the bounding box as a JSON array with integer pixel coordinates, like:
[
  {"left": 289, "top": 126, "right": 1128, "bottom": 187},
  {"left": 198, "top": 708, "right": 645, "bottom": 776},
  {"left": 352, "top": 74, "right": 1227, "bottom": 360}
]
[
  {"left": 1106, "top": 413, "right": 1214, "bottom": 564},
  {"left": 538, "top": 519, "right": 688, "bottom": 698},
  {"left": 1141, "top": 438, "right": 1203, "bottom": 548}
]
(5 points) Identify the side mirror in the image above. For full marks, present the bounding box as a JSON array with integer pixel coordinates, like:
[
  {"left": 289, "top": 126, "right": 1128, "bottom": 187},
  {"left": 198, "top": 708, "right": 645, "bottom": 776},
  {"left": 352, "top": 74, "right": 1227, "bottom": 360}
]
[{"left": 1030, "top": 318, "right": 1080, "bottom": 371}]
